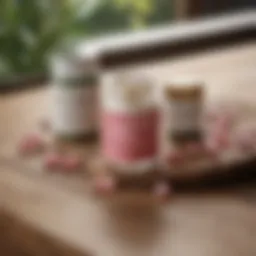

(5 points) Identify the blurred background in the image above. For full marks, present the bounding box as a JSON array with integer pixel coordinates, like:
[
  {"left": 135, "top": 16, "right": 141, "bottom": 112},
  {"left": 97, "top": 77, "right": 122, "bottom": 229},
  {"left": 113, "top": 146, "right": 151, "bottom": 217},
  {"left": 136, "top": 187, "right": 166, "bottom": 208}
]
[
  {"left": 0, "top": 0, "right": 255, "bottom": 80},
  {"left": 0, "top": 2, "right": 255, "bottom": 256}
]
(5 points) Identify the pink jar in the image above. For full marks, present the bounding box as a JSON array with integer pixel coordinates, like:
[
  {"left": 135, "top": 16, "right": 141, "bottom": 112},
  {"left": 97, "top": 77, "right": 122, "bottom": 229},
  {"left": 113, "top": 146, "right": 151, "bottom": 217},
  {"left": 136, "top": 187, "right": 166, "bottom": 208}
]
[{"left": 100, "top": 73, "right": 160, "bottom": 174}]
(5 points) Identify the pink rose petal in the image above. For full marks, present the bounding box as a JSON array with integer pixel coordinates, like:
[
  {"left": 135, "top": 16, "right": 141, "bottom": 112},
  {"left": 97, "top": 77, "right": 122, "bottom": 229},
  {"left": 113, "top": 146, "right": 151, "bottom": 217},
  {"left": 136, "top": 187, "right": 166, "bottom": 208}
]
[
  {"left": 153, "top": 182, "right": 171, "bottom": 201},
  {"left": 62, "top": 155, "right": 83, "bottom": 172},
  {"left": 44, "top": 153, "right": 63, "bottom": 170},
  {"left": 217, "top": 134, "right": 230, "bottom": 149},
  {"left": 18, "top": 133, "right": 45, "bottom": 155},
  {"left": 208, "top": 122, "right": 231, "bottom": 151},
  {"left": 94, "top": 176, "right": 116, "bottom": 195},
  {"left": 209, "top": 135, "right": 229, "bottom": 151},
  {"left": 215, "top": 114, "right": 235, "bottom": 132}
]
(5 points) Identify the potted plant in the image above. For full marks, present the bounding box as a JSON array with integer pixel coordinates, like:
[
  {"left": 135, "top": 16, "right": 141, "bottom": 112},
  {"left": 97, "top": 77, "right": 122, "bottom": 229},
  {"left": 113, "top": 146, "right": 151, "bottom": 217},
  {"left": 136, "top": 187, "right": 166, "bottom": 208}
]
[{"left": 0, "top": 0, "right": 83, "bottom": 89}]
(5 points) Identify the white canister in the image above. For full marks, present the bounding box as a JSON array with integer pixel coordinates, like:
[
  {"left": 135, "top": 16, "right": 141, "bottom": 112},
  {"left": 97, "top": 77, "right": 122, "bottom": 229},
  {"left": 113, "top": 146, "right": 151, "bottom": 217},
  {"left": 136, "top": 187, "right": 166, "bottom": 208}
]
[
  {"left": 100, "top": 72, "right": 160, "bottom": 174},
  {"left": 50, "top": 51, "right": 100, "bottom": 139}
]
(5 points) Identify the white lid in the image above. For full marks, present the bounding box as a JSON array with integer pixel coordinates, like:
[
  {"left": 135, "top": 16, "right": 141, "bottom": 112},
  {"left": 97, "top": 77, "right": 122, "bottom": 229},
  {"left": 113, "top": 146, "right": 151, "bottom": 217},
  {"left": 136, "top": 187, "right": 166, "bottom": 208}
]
[
  {"left": 50, "top": 48, "right": 100, "bottom": 80},
  {"left": 50, "top": 54, "right": 83, "bottom": 80},
  {"left": 165, "top": 75, "right": 204, "bottom": 89},
  {"left": 101, "top": 72, "right": 156, "bottom": 112},
  {"left": 76, "top": 46, "right": 100, "bottom": 72}
]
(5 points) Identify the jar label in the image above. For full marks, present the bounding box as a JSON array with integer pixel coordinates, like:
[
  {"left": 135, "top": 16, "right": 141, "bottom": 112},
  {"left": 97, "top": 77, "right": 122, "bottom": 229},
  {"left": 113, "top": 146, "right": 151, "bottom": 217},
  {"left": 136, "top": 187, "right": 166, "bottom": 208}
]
[
  {"left": 52, "top": 86, "right": 97, "bottom": 134},
  {"left": 101, "top": 109, "right": 159, "bottom": 163},
  {"left": 169, "top": 100, "right": 201, "bottom": 132},
  {"left": 54, "top": 74, "right": 98, "bottom": 87}
]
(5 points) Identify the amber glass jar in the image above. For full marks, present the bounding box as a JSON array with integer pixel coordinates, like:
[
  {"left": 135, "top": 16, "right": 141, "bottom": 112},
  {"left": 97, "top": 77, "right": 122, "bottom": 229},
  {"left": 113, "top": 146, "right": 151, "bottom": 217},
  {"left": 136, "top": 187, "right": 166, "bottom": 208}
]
[{"left": 165, "top": 79, "right": 204, "bottom": 145}]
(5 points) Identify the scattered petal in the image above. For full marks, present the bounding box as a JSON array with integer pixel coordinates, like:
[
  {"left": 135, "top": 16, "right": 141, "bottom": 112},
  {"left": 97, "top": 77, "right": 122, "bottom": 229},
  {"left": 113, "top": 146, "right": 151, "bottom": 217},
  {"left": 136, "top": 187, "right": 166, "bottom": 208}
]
[
  {"left": 208, "top": 120, "right": 231, "bottom": 151},
  {"left": 208, "top": 134, "right": 230, "bottom": 152},
  {"left": 44, "top": 152, "right": 63, "bottom": 170},
  {"left": 94, "top": 175, "right": 116, "bottom": 195},
  {"left": 215, "top": 113, "right": 235, "bottom": 132},
  {"left": 153, "top": 181, "right": 171, "bottom": 201},
  {"left": 62, "top": 155, "right": 83, "bottom": 172},
  {"left": 18, "top": 133, "right": 45, "bottom": 156}
]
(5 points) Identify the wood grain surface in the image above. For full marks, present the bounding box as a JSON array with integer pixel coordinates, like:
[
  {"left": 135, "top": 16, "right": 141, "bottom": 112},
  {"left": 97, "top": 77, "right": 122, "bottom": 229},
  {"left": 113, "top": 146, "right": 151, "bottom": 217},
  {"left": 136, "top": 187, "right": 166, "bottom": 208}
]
[{"left": 1, "top": 42, "right": 256, "bottom": 256}]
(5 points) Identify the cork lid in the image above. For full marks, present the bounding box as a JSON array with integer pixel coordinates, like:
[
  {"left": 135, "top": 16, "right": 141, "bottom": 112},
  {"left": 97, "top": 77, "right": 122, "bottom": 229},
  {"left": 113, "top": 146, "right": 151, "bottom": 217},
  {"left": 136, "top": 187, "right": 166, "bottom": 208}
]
[{"left": 164, "top": 77, "right": 204, "bottom": 100}]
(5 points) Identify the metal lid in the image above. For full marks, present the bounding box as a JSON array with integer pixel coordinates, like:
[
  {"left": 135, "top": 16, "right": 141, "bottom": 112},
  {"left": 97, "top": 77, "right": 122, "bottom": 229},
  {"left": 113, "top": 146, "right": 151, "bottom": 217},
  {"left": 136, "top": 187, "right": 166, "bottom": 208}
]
[{"left": 49, "top": 46, "right": 100, "bottom": 81}]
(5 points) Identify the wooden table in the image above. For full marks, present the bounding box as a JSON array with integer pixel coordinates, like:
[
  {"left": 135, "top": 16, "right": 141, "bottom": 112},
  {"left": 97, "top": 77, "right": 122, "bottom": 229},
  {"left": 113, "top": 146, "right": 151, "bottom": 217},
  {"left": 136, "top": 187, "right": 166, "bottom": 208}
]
[{"left": 1, "top": 42, "right": 256, "bottom": 256}]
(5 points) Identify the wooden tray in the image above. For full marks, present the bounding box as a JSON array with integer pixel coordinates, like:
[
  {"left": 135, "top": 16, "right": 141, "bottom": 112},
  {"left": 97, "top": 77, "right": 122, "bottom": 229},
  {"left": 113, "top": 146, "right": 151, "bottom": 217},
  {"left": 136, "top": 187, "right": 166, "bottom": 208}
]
[{"left": 1, "top": 100, "right": 256, "bottom": 193}]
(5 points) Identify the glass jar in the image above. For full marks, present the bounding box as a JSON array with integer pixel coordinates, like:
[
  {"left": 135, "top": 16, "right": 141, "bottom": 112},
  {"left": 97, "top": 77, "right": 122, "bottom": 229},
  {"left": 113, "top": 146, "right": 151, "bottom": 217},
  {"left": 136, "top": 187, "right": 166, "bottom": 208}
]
[
  {"left": 100, "top": 72, "right": 160, "bottom": 174},
  {"left": 50, "top": 50, "right": 100, "bottom": 140},
  {"left": 165, "top": 78, "right": 204, "bottom": 145}
]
